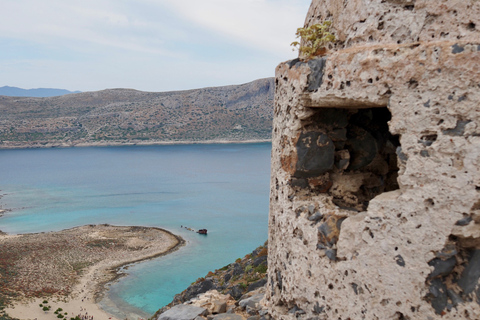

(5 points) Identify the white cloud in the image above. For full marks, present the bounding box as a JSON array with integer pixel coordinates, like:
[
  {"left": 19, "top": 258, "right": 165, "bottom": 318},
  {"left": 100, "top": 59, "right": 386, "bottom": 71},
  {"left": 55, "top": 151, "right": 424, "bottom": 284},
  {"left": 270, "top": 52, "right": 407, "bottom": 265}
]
[
  {"left": 0, "top": 0, "right": 311, "bottom": 91},
  {"left": 159, "top": 0, "right": 309, "bottom": 57}
]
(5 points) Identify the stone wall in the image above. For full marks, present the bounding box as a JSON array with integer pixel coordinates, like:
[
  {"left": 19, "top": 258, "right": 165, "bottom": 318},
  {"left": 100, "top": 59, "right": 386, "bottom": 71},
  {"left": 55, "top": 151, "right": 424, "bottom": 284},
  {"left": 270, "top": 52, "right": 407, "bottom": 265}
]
[{"left": 265, "top": 0, "right": 480, "bottom": 319}]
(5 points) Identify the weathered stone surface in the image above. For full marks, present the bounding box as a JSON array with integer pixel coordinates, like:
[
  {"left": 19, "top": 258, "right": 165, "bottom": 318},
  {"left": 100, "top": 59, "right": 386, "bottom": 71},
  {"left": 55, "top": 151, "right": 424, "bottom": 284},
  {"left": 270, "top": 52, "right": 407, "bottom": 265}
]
[
  {"left": 266, "top": 0, "right": 480, "bottom": 319},
  {"left": 212, "top": 300, "right": 227, "bottom": 314},
  {"left": 239, "top": 293, "right": 265, "bottom": 310},
  {"left": 317, "top": 215, "right": 345, "bottom": 248},
  {"left": 157, "top": 305, "right": 207, "bottom": 320}
]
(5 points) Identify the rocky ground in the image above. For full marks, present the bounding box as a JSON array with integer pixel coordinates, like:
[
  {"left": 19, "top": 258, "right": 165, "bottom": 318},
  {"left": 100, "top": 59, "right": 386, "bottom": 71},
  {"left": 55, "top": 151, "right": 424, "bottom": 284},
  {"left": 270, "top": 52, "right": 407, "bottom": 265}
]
[{"left": 152, "top": 243, "right": 270, "bottom": 320}]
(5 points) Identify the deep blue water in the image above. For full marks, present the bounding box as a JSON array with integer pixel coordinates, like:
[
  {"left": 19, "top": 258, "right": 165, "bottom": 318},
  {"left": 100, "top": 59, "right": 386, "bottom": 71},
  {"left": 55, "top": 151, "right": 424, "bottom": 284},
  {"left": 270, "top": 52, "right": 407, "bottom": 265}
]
[{"left": 0, "top": 143, "right": 271, "bottom": 318}]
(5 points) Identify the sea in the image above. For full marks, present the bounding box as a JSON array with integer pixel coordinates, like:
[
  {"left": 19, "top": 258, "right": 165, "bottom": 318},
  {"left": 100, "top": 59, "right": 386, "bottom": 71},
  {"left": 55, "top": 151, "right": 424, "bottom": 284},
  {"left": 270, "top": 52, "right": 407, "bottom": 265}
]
[{"left": 0, "top": 143, "right": 272, "bottom": 319}]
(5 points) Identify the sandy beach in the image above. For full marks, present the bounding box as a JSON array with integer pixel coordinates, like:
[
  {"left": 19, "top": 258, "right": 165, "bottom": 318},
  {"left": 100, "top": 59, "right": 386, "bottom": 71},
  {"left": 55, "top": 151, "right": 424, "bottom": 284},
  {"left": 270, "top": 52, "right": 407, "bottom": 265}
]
[{"left": 1, "top": 224, "right": 184, "bottom": 320}]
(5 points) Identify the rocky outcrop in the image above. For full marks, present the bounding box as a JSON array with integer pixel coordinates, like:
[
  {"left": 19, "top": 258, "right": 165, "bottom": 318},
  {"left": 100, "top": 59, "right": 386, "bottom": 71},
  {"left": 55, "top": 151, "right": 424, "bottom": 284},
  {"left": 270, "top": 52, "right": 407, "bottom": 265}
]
[
  {"left": 153, "top": 244, "right": 269, "bottom": 320},
  {"left": 266, "top": 0, "right": 480, "bottom": 319},
  {"left": 0, "top": 78, "right": 274, "bottom": 148}
]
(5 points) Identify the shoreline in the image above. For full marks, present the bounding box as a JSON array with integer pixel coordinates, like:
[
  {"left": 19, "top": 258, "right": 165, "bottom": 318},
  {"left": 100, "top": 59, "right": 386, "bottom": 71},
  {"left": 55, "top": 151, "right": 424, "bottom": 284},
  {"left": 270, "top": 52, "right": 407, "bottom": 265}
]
[
  {"left": 0, "top": 139, "right": 272, "bottom": 150},
  {"left": 2, "top": 225, "right": 186, "bottom": 320},
  {"left": 93, "top": 229, "right": 185, "bottom": 304}
]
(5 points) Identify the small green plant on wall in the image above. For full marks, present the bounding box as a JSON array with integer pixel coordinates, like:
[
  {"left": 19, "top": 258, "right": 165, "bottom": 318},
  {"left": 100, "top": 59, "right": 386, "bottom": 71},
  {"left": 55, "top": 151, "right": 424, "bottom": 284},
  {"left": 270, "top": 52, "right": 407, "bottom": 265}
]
[{"left": 291, "top": 21, "right": 335, "bottom": 60}]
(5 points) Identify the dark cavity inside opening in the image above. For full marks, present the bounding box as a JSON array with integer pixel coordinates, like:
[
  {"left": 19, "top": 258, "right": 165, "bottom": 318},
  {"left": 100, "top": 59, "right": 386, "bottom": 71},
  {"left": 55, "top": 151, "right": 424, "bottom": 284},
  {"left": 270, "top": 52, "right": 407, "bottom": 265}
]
[{"left": 292, "top": 107, "right": 400, "bottom": 211}]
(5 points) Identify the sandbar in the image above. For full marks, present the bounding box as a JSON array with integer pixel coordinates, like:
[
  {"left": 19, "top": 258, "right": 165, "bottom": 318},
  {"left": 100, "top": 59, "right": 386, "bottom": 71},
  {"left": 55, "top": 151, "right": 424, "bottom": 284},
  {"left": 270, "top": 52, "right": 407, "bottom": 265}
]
[{"left": 1, "top": 224, "right": 184, "bottom": 320}]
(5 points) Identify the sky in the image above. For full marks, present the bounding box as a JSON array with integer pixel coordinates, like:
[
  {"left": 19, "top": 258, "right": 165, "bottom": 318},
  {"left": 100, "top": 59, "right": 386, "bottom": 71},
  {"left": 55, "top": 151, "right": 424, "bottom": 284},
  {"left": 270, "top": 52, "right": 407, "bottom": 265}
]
[{"left": 0, "top": 0, "right": 312, "bottom": 92}]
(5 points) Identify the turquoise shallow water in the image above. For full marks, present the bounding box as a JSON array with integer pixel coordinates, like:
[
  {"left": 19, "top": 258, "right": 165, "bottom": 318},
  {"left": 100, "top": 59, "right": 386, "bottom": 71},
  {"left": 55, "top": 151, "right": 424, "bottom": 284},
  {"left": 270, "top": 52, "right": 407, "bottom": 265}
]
[{"left": 0, "top": 143, "right": 271, "bottom": 318}]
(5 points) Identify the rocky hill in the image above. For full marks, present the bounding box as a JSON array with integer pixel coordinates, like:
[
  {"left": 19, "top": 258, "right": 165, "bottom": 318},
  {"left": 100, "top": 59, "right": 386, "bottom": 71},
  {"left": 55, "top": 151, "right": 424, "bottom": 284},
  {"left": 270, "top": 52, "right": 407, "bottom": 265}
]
[
  {"left": 152, "top": 242, "right": 268, "bottom": 320},
  {"left": 0, "top": 86, "right": 81, "bottom": 98},
  {"left": 0, "top": 78, "right": 274, "bottom": 148}
]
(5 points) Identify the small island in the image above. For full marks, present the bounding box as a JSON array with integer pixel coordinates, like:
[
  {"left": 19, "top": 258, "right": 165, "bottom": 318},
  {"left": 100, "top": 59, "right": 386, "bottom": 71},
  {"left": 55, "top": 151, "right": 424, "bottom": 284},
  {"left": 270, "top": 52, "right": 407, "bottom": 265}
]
[{"left": 1, "top": 224, "right": 184, "bottom": 320}]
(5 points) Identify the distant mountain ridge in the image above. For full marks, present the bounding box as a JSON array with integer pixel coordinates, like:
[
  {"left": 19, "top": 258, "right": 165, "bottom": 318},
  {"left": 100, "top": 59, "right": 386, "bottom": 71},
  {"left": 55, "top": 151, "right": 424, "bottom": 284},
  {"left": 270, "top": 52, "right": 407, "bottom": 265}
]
[
  {"left": 0, "top": 78, "right": 274, "bottom": 148},
  {"left": 0, "top": 86, "right": 81, "bottom": 97}
]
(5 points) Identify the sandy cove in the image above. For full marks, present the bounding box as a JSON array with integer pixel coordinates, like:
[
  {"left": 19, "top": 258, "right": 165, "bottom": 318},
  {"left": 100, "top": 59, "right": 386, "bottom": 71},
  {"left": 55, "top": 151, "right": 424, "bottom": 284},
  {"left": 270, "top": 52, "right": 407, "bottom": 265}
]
[{"left": 1, "top": 224, "right": 185, "bottom": 320}]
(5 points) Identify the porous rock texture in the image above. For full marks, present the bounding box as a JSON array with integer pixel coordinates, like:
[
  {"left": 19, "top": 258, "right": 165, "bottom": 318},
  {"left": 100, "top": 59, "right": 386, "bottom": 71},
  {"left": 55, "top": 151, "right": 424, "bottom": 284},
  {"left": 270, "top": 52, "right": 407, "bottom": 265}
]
[{"left": 266, "top": 0, "right": 480, "bottom": 319}]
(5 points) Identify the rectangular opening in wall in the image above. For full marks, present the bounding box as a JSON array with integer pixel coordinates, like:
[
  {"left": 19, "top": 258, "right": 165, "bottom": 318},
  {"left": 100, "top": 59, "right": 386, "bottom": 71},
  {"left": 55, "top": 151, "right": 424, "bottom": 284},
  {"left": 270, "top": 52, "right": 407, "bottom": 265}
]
[{"left": 292, "top": 107, "right": 400, "bottom": 211}]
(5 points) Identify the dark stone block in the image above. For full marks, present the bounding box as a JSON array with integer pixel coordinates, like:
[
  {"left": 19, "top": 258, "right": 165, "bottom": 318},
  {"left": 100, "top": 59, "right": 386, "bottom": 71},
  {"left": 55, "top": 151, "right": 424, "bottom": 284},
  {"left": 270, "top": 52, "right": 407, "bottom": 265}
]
[
  {"left": 396, "top": 147, "right": 408, "bottom": 163},
  {"left": 452, "top": 44, "right": 465, "bottom": 54},
  {"left": 313, "top": 302, "right": 324, "bottom": 314},
  {"left": 308, "top": 212, "right": 324, "bottom": 222},
  {"left": 232, "top": 263, "right": 243, "bottom": 277},
  {"left": 350, "top": 109, "right": 373, "bottom": 127},
  {"left": 307, "top": 57, "right": 327, "bottom": 92},
  {"left": 247, "top": 278, "right": 267, "bottom": 292},
  {"left": 443, "top": 120, "right": 472, "bottom": 136},
  {"left": 458, "top": 249, "right": 480, "bottom": 294},
  {"left": 317, "top": 108, "right": 349, "bottom": 128},
  {"left": 435, "top": 244, "right": 457, "bottom": 259},
  {"left": 420, "top": 150, "right": 430, "bottom": 157},
  {"left": 325, "top": 249, "right": 337, "bottom": 261},
  {"left": 395, "top": 255, "right": 406, "bottom": 267},
  {"left": 447, "top": 289, "right": 463, "bottom": 307},
  {"left": 224, "top": 273, "right": 232, "bottom": 283},
  {"left": 253, "top": 256, "right": 267, "bottom": 267},
  {"left": 318, "top": 216, "right": 345, "bottom": 247},
  {"left": 334, "top": 141, "right": 346, "bottom": 149},
  {"left": 346, "top": 126, "right": 378, "bottom": 170},
  {"left": 351, "top": 283, "right": 359, "bottom": 295},
  {"left": 228, "top": 284, "right": 245, "bottom": 300},
  {"left": 183, "top": 279, "right": 216, "bottom": 301},
  {"left": 288, "top": 306, "right": 305, "bottom": 315},
  {"left": 455, "top": 216, "right": 472, "bottom": 226},
  {"left": 428, "top": 257, "right": 456, "bottom": 279},
  {"left": 287, "top": 58, "right": 303, "bottom": 69},
  {"left": 328, "top": 128, "right": 347, "bottom": 141},
  {"left": 428, "top": 278, "right": 448, "bottom": 314},
  {"left": 290, "top": 178, "right": 309, "bottom": 188},
  {"left": 276, "top": 270, "right": 283, "bottom": 290},
  {"left": 476, "top": 286, "right": 480, "bottom": 305},
  {"left": 295, "top": 132, "right": 335, "bottom": 178}
]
